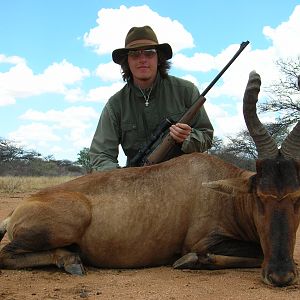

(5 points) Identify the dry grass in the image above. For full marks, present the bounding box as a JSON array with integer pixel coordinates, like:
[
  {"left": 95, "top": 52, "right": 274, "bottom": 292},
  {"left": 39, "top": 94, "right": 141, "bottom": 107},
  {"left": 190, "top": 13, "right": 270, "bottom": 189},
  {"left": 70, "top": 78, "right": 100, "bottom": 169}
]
[{"left": 0, "top": 176, "right": 77, "bottom": 193}]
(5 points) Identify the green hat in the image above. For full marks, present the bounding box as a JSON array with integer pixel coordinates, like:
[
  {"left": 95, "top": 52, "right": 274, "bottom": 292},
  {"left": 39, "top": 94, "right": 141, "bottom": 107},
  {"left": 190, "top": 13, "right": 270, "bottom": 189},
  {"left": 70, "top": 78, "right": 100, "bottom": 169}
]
[{"left": 112, "top": 25, "right": 173, "bottom": 64}]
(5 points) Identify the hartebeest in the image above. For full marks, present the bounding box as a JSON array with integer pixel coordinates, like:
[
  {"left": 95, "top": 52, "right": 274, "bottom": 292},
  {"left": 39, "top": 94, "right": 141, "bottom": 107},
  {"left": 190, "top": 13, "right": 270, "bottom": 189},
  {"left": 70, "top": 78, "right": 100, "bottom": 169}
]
[{"left": 0, "top": 71, "right": 300, "bottom": 287}]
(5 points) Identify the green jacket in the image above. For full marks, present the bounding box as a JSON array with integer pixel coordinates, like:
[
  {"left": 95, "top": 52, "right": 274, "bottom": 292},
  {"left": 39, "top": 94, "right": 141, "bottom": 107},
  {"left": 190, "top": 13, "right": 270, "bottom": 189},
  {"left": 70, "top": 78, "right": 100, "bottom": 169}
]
[{"left": 90, "top": 74, "right": 214, "bottom": 171}]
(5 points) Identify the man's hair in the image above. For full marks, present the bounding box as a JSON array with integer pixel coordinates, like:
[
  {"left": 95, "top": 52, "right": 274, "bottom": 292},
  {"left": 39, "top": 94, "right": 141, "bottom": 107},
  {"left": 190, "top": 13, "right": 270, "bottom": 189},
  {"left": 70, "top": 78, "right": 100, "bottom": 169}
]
[{"left": 119, "top": 49, "right": 171, "bottom": 82}]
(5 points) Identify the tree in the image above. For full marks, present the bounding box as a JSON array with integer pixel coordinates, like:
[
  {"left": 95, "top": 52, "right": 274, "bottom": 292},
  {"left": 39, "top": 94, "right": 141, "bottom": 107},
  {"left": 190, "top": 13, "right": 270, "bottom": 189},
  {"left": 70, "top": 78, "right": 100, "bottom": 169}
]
[
  {"left": 209, "top": 135, "right": 256, "bottom": 171},
  {"left": 259, "top": 56, "right": 300, "bottom": 129},
  {"left": 226, "top": 131, "right": 257, "bottom": 160},
  {"left": 76, "top": 147, "right": 92, "bottom": 173},
  {"left": 0, "top": 137, "right": 85, "bottom": 176},
  {"left": 214, "top": 56, "right": 300, "bottom": 168},
  {"left": 0, "top": 137, "right": 41, "bottom": 162},
  {"left": 208, "top": 136, "right": 224, "bottom": 155}
]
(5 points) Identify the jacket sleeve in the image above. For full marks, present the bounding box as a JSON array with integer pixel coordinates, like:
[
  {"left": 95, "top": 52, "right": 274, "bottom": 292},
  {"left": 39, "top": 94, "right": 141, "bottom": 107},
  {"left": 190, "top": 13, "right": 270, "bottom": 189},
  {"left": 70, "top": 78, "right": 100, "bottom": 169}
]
[
  {"left": 181, "top": 85, "right": 214, "bottom": 153},
  {"left": 89, "top": 103, "right": 121, "bottom": 171}
]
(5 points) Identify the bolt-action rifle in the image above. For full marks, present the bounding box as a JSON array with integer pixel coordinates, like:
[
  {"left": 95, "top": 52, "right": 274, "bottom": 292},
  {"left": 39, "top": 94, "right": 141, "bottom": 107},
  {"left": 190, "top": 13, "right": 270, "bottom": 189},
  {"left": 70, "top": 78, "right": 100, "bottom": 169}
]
[{"left": 128, "top": 41, "right": 250, "bottom": 167}]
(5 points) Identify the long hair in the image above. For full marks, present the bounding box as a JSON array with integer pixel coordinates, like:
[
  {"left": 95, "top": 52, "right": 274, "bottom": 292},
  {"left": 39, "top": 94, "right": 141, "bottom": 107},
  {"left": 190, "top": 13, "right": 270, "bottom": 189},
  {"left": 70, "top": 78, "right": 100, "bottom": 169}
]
[{"left": 119, "top": 50, "right": 171, "bottom": 82}]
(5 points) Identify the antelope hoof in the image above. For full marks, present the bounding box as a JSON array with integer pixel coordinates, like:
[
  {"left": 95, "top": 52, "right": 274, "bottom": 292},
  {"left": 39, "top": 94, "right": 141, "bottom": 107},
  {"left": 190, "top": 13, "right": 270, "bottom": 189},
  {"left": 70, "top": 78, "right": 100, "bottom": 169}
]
[
  {"left": 64, "top": 262, "right": 86, "bottom": 275},
  {"left": 173, "top": 252, "right": 198, "bottom": 269}
]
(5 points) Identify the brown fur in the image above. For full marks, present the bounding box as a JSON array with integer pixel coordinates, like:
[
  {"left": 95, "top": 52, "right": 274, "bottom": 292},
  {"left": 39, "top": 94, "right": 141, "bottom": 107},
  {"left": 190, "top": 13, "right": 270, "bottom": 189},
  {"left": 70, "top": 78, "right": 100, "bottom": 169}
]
[{"left": 0, "top": 153, "right": 300, "bottom": 287}]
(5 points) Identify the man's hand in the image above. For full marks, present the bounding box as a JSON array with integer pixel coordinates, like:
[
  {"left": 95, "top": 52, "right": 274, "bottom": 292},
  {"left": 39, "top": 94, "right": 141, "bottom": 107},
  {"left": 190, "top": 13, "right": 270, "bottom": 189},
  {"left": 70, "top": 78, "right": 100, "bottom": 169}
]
[{"left": 169, "top": 123, "right": 192, "bottom": 143}]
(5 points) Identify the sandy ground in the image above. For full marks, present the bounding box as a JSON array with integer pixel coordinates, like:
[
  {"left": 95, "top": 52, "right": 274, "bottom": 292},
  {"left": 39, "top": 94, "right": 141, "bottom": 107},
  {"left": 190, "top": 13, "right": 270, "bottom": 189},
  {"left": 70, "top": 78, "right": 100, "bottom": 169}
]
[{"left": 0, "top": 193, "right": 300, "bottom": 300}]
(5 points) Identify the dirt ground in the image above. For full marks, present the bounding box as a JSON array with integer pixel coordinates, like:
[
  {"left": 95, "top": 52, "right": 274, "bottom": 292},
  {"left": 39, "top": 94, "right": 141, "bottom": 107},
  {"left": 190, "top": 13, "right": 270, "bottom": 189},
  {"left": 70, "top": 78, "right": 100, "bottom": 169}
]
[{"left": 1, "top": 193, "right": 300, "bottom": 300}]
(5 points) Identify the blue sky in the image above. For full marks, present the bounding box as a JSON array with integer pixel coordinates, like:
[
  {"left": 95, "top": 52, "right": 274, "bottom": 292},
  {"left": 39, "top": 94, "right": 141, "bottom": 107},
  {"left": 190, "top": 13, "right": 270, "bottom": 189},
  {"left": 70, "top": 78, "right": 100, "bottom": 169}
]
[{"left": 1, "top": 1, "right": 300, "bottom": 165}]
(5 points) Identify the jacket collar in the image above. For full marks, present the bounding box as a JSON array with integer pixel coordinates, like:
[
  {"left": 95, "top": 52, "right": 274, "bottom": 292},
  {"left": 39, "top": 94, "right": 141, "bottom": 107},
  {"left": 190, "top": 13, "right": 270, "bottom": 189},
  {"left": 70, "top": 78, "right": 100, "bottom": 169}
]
[{"left": 129, "top": 73, "right": 161, "bottom": 99}]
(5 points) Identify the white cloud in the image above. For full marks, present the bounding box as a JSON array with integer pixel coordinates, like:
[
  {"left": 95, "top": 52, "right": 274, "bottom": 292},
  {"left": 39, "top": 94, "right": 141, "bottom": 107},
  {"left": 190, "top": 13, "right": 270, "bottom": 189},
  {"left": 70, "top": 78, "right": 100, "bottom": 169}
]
[
  {"left": 86, "top": 82, "right": 125, "bottom": 103},
  {"left": 9, "top": 123, "right": 61, "bottom": 145},
  {"left": 64, "top": 88, "right": 86, "bottom": 102},
  {"left": 20, "top": 106, "right": 99, "bottom": 128},
  {"left": 41, "top": 59, "right": 90, "bottom": 88},
  {"left": 3, "top": 4, "right": 300, "bottom": 161},
  {"left": 263, "top": 5, "right": 300, "bottom": 58},
  {"left": 48, "top": 145, "right": 65, "bottom": 159},
  {"left": 206, "top": 101, "right": 245, "bottom": 137},
  {"left": 95, "top": 61, "right": 122, "bottom": 82},
  {"left": 0, "top": 94, "right": 16, "bottom": 106},
  {"left": 0, "top": 54, "right": 25, "bottom": 64},
  {"left": 181, "top": 74, "right": 199, "bottom": 87},
  {"left": 9, "top": 106, "right": 100, "bottom": 160},
  {"left": 0, "top": 57, "right": 90, "bottom": 106},
  {"left": 83, "top": 5, "right": 194, "bottom": 55},
  {"left": 173, "top": 52, "right": 215, "bottom": 72},
  {"left": 172, "top": 42, "right": 251, "bottom": 74},
  {"left": 171, "top": 6, "right": 300, "bottom": 108},
  {"left": 173, "top": 43, "right": 279, "bottom": 102}
]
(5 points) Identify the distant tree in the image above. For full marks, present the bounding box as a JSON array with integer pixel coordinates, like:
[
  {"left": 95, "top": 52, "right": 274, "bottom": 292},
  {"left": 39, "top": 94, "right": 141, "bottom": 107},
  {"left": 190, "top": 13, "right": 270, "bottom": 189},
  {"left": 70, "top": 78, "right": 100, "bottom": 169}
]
[
  {"left": 228, "top": 123, "right": 290, "bottom": 159},
  {"left": 208, "top": 136, "right": 224, "bottom": 155},
  {"left": 209, "top": 135, "right": 255, "bottom": 171},
  {"left": 259, "top": 56, "right": 300, "bottom": 129},
  {"left": 0, "top": 138, "right": 41, "bottom": 162},
  {"left": 212, "top": 57, "right": 300, "bottom": 168},
  {"left": 226, "top": 131, "right": 257, "bottom": 159},
  {"left": 76, "top": 147, "right": 92, "bottom": 173},
  {"left": 0, "top": 137, "right": 85, "bottom": 176},
  {"left": 0, "top": 138, "right": 24, "bottom": 161},
  {"left": 44, "top": 155, "right": 55, "bottom": 161}
]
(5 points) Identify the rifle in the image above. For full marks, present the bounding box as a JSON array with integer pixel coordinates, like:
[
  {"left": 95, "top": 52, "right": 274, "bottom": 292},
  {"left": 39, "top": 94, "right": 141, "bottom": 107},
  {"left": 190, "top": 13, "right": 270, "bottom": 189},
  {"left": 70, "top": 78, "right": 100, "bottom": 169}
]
[{"left": 129, "top": 41, "right": 250, "bottom": 167}]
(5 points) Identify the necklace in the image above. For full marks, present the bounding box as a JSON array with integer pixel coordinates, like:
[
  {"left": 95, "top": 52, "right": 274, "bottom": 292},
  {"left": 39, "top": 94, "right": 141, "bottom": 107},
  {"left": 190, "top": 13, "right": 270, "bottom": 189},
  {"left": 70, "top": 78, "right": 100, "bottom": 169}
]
[{"left": 138, "top": 86, "right": 153, "bottom": 107}]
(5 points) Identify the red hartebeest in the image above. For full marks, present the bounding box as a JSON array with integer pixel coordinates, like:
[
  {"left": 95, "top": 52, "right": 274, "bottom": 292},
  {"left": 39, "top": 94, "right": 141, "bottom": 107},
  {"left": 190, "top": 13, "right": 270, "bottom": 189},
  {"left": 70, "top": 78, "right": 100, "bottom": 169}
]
[{"left": 0, "top": 71, "right": 300, "bottom": 287}]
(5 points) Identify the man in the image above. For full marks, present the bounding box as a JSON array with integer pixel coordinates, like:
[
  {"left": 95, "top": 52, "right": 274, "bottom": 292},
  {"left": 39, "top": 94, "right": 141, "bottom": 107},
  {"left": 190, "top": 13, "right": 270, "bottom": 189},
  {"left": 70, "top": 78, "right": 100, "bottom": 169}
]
[{"left": 89, "top": 25, "right": 214, "bottom": 171}]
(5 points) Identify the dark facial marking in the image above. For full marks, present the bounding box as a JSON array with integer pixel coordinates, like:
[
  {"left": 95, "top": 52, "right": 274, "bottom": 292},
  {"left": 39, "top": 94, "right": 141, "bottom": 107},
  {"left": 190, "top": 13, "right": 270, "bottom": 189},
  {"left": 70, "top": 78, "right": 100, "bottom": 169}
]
[
  {"left": 256, "top": 158, "right": 299, "bottom": 197},
  {"left": 267, "top": 208, "right": 295, "bottom": 276}
]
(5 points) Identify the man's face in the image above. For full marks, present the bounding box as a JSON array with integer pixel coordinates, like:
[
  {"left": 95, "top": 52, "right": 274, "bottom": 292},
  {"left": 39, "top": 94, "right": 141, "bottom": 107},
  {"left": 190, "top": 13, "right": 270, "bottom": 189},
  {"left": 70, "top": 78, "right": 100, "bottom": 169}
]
[{"left": 127, "top": 48, "right": 158, "bottom": 86}]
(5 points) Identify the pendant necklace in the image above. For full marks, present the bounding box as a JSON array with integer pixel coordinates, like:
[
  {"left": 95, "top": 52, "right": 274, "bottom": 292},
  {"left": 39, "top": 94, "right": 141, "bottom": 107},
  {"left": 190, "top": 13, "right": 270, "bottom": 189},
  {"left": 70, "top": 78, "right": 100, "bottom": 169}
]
[{"left": 138, "top": 86, "right": 153, "bottom": 107}]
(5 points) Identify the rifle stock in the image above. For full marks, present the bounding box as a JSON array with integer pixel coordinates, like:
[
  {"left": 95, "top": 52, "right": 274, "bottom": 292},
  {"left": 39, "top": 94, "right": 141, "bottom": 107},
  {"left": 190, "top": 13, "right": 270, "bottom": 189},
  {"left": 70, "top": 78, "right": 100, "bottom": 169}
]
[
  {"left": 144, "top": 96, "right": 206, "bottom": 165},
  {"left": 139, "top": 41, "right": 249, "bottom": 166}
]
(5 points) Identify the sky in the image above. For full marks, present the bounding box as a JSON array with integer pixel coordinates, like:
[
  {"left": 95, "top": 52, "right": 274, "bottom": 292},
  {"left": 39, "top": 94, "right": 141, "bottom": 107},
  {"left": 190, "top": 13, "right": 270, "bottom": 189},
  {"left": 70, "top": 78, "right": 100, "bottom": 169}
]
[{"left": 1, "top": 0, "right": 300, "bottom": 166}]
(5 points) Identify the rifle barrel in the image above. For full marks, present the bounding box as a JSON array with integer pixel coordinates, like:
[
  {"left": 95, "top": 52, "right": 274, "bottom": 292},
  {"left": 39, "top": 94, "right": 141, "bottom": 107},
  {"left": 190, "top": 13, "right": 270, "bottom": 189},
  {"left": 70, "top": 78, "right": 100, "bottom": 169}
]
[
  {"left": 143, "top": 40, "right": 250, "bottom": 166},
  {"left": 201, "top": 41, "right": 249, "bottom": 97}
]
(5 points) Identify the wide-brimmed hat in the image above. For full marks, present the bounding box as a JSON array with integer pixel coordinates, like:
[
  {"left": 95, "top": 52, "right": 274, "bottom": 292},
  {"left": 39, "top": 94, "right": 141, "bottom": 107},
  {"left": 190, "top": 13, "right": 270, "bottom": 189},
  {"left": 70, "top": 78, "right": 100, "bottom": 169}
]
[{"left": 112, "top": 25, "right": 173, "bottom": 64}]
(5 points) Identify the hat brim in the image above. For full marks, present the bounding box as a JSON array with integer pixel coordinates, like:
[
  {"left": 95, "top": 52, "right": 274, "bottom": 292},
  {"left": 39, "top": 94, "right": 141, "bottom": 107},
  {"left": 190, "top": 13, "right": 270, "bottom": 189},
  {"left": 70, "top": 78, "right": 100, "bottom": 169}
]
[{"left": 112, "top": 43, "right": 173, "bottom": 65}]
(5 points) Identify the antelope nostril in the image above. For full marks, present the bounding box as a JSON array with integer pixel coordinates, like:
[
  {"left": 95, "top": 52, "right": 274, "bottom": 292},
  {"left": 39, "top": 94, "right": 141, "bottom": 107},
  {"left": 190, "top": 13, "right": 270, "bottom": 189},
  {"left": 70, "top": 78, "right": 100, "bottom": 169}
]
[{"left": 268, "top": 271, "right": 296, "bottom": 287}]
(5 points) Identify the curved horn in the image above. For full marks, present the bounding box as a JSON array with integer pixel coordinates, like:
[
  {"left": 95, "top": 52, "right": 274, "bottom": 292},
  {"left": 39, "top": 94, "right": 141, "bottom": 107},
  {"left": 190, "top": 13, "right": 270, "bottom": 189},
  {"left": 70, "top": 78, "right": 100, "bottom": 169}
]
[
  {"left": 280, "top": 121, "right": 300, "bottom": 160},
  {"left": 243, "top": 71, "right": 279, "bottom": 159}
]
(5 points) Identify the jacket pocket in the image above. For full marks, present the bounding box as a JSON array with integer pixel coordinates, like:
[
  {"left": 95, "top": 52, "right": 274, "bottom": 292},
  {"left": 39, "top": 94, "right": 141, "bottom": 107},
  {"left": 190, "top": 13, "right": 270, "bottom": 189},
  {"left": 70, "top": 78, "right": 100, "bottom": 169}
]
[{"left": 121, "top": 122, "right": 139, "bottom": 150}]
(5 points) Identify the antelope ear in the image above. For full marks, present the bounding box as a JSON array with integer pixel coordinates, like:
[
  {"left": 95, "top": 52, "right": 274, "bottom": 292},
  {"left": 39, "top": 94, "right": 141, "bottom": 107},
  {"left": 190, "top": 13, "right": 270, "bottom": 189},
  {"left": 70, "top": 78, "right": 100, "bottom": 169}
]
[{"left": 202, "top": 178, "right": 252, "bottom": 195}]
